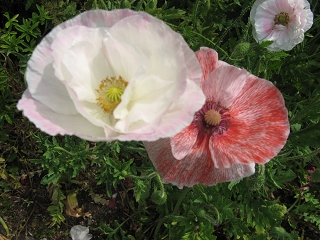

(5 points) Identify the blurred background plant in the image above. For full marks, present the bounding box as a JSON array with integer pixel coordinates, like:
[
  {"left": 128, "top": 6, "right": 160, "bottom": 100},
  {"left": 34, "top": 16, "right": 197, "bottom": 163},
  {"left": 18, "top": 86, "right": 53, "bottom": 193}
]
[{"left": 0, "top": 0, "right": 320, "bottom": 239}]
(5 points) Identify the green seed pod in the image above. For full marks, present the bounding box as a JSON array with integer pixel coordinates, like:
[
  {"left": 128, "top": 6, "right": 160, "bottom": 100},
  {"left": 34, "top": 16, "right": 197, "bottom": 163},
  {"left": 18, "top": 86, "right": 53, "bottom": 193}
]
[
  {"left": 247, "top": 174, "right": 265, "bottom": 191},
  {"left": 151, "top": 191, "right": 167, "bottom": 205},
  {"left": 121, "top": 0, "right": 131, "bottom": 8},
  {"left": 231, "top": 42, "right": 251, "bottom": 60},
  {"left": 196, "top": 209, "right": 207, "bottom": 218}
]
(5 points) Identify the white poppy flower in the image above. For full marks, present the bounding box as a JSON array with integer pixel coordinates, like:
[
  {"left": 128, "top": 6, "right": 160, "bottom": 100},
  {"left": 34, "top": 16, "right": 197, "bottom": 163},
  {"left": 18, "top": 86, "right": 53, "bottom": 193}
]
[
  {"left": 17, "top": 9, "right": 205, "bottom": 141},
  {"left": 250, "top": 0, "right": 313, "bottom": 51}
]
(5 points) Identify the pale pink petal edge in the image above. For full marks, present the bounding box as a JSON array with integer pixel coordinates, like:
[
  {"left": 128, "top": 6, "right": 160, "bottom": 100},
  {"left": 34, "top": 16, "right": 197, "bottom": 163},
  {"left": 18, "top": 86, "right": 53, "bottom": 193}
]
[{"left": 17, "top": 90, "right": 107, "bottom": 141}]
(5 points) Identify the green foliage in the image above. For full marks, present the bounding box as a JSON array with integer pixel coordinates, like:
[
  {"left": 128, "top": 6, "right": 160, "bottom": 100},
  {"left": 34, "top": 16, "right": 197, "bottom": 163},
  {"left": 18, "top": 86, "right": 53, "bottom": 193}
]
[
  {"left": 1, "top": 6, "right": 51, "bottom": 57},
  {"left": 0, "top": 5, "right": 51, "bottom": 141},
  {"left": 30, "top": 134, "right": 90, "bottom": 184},
  {"left": 1, "top": 0, "right": 320, "bottom": 239},
  {"left": 270, "top": 227, "right": 299, "bottom": 240},
  {"left": 47, "top": 184, "right": 66, "bottom": 226},
  {"left": 97, "top": 220, "right": 137, "bottom": 240}
]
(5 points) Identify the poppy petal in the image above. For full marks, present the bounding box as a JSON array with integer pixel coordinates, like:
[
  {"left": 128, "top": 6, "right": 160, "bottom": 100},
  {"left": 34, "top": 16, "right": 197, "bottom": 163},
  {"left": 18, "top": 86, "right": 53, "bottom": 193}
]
[
  {"left": 17, "top": 90, "right": 106, "bottom": 141},
  {"left": 144, "top": 139, "right": 255, "bottom": 188},
  {"left": 209, "top": 74, "right": 290, "bottom": 168}
]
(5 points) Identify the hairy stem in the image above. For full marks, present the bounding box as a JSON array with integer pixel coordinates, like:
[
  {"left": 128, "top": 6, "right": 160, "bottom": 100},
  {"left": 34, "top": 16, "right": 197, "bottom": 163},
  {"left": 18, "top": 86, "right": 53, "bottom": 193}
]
[
  {"left": 0, "top": 215, "right": 10, "bottom": 236},
  {"left": 129, "top": 172, "right": 157, "bottom": 180},
  {"left": 281, "top": 148, "right": 320, "bottom": 161}
]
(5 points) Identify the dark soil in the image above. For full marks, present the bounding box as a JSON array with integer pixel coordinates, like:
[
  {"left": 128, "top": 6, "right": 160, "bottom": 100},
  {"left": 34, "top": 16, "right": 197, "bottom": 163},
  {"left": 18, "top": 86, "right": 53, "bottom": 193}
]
[{"left": 0, "top": 165, "right": 139, "bottom": 239}]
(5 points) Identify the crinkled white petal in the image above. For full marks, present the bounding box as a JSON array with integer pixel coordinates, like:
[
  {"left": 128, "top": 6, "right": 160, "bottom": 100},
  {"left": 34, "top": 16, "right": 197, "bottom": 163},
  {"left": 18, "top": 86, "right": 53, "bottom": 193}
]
[{"left": 18, "top": 10, "right": 205, "bottom": 141}]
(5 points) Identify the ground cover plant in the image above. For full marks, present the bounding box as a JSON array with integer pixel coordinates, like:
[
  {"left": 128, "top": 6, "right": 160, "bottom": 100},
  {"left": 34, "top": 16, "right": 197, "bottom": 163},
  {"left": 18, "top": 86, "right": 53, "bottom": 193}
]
[{"left": 0, "top": 0, "right": 320, "bottom": 239}]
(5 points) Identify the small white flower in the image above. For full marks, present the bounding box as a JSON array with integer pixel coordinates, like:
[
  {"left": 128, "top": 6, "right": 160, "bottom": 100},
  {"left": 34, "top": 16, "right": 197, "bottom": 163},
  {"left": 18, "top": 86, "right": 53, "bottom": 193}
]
[
  {"left": 70, "top": 225, "right": 92, "bottom": 240},
  {"left": 250, "top": 0, "right": 313, "bottom": 51}
]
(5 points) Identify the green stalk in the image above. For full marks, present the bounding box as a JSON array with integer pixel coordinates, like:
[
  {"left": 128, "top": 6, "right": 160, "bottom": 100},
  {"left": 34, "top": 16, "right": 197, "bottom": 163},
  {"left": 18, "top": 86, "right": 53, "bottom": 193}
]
[
  {"left": 154, "top": 187, "right": 191, "bottom": 239},
  {"left": 287, "top": 198, "right": 300, "bottom": 213},
  {"left": 192, "top": 0, "right": 200, "bottom": 29},
  {"left": 189, "top": 30, "right": 230, "bottom": 59},
  {"left": 290, "top": 94, "right": 320, "bottom": 124},
  {"left": 258, "top": 164, "right": 265, "bottom": 175},
  {"left": 0, "top": 215, "right": 10, "bottom": 236},
  {"left": 94, "top": 0, "right": 98, "bottom": 9},
  {"left": 281, "top": 148, "right": 320, "bottom": 161},
  {"left": 172, "top": 187, "right": 191, "bottom": 215},
  {"left": 53, "top": 146, "right": 76, "bottom": 156},
  {"left": 155, "top": 173, "right": 165, "bottom": 198},
  {"left": 128, "top": 172, "right": 157, "bottom": 180},
  {"left": 164, "top": 22, "right": 230, "bottom": 59},
  {"left": 290, "top": 121, "right": 320, "bottom": 137}
]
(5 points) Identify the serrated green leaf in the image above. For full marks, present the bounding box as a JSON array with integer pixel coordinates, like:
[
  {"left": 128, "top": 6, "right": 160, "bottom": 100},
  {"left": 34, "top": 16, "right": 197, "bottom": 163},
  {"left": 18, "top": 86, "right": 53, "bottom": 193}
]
[
  {"left": 270, "top": 227, "right": 295, "bottom": 240},
  {"left": 272, "top": 170, "right": 296, "bottom": 185},
  {"left": 134, "top": 179, "right": 150, "bottom": 202},
  {"left": 260, "top": 40, "right": 274, "bottom": 48},
  {"left": 266, "top": 168, "right": 282, "bottom": 189},
  {"left": 193, "top": 198, "right": 205, "bottom": 203},
  {"left": 41, "top": 173, "right": 61, "bottom": 185},
  {"left": 228, "top": 179, "right": 241, "bottom": 190}
]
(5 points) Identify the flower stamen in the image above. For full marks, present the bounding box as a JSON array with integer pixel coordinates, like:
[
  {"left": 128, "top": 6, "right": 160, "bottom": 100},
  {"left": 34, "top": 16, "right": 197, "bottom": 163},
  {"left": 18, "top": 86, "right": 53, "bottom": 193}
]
[
  {"left": 204, "top": 110, "right": 221, "bottom": 125},
  {"left": 274, "top": 12, "right": 290, "bottom": 26},
  {"left": 96, "top": 76, "right": 128, "bottom": 114}
]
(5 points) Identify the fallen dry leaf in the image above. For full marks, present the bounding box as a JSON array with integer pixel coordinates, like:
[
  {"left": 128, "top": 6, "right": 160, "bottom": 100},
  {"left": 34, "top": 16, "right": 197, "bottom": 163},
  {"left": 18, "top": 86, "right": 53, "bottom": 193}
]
[
  {"left": 0, "top": 234, "right": 9, "bottom": 240},
  {"left": 65, "top": 190, "right": 83, "bottom": 217},
  {"left": 65, "top": 190, "right": 90, "bottom": 218},
  {"left": 90, "top": 193, "right": 109, "bottom": 205}
]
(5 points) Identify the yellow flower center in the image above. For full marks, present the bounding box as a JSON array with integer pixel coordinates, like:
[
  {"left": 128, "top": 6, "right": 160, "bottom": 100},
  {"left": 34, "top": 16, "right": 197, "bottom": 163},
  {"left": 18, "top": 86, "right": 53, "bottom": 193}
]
[
  {"left": 274, "top": 12, "right": 290, "bottom": 26},
  {"left": 96, "top": 76, "right": 128, "bottom": 114},
  {"left": 204, "top": 110, "right": 221, "bottom": 126}
]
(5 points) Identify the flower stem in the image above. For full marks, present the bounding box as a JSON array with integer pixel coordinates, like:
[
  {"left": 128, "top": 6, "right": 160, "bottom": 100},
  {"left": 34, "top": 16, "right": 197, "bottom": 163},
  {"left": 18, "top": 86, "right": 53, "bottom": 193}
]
[
  {"left": 290, "top": 94, "right": 320, "bottom": 124},
  {"left": 154, "top": 187, "right": 192, "bottom": 239},
  {"left": 290, "top": 121, "right": 320, "bottom": 137},
  {"left": 192, "top": 0, "right": 200, "bottom": 29},
  {"left": 94, "top": 0, "right": 98, "bottom": 9},
  {"left": 281, "top": 148, "right": 320, "bottom": 161},
  {"left": 164, "top": 22, "right": 230, "bottom": 59},
  {"left": 173, "top": 187, "right": 191, "bottom": 215},
  {"left": 258, "top": 164, "right": 265, "bottom": 175},
  {"left": 53, "top": 146, "right": 76, "bottom": 156},
  {"left": 216, "top": 0, "right": 254, "bottom": 45},
  {"left": 155, "top": 173, "right": 165, "bottom": 198},
  {"left": 287, "top": 198, "right": 300, "bottom": 213},
  {"left": 128, "top": 172, "right": 157, "bottom": 180},
  {"left": 0, "top": 215, "right": 10, "bottom": 236},
  {"left": 190, "top": 31, "right": 230, "bottom": 59}
]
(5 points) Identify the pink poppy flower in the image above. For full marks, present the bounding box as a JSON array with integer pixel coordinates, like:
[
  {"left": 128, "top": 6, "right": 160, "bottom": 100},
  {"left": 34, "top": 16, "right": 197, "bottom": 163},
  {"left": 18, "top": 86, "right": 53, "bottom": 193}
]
[
  {"left": 250, "top": 0, "right": 313, "bottom": 51},
  {"left": 17, "top": 10, "right": 205, "bottom": 141},
  {"left": 144, "top": 47, "right": 290, "bottom": 188}
]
